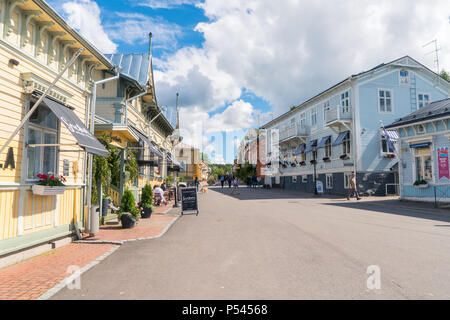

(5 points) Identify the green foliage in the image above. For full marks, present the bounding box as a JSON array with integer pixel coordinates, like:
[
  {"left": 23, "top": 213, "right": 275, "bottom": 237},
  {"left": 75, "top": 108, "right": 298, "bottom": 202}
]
[
  {"left": 237, "top": 163, "right": 256, "bottom": 181},
  {"left": 119, "top": 189, "right": 140, "bottom": 220},
  {"left": 141, "top": 184, "right": 153, "bottom": 208},
  {"left": 209, "top": 164, "right": 233, "bottom": 179},
  {"left": 165, "top": 175, "right": 174, "bottom": 186},
  {"left": 440, "top": 70, "right": 449, "bottom": 82},
  {"left": 290, "top": 106, "right": 297, "bottom": 111},
  {"left": 200, "top": 152, "right": 211, "bottom": 164},
  {"left": 125, "top": 148, "right": 139, "bottom": 183},
  {"left": 413, "top": 179, "right": 428, "bottom": 186},
  {"left": 178, "top": 176, "right": 186, "bottom": 182}
]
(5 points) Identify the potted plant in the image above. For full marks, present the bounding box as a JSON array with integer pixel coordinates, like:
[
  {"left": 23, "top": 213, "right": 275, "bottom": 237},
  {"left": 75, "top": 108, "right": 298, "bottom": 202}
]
[
  {"left": 413, "top": 179, "right": 429, "bottom": 188},
  {"left": 32, "top": 174, "right": 66, "bottom": 195},
  {"left": 340, "top": 154, "right": 350, "bottom": 160},
  {"left": 140, "top": 184, "right": 154, "bottom": 219},
  {"left": 310, "top": 160, "right": 317, "bottom": 165},
  {"left": 102, "top": 195, "right": 112, "bottom": 217},
  {"left": 299, "top": 161, "right": 306, "bottom": 166},
  {"left": 322, "top": 157, "right": 331, "bottom": 162},
  {"left": 117, "top": 189, "right": 140, "bottom": 229}
]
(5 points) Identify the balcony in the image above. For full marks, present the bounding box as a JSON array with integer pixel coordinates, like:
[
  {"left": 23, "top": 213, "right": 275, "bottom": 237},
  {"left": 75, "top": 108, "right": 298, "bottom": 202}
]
[
  {"left": 325, "top": 106, "right": 352, "bottom": 131},
  {"left": 279, "top": 124, "right": 310, "bottom": 143}
]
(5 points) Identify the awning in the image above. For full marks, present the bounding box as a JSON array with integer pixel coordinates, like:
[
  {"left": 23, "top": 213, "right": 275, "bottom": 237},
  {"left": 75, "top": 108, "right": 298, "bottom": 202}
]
[
  {"left": 293, "top": 143, "right": 306, "bottom": 156},
  {"left": 332, "top": 131, "right": 350, "bottom": 147},
  {"left": 150, "top": 141, "right": 163, "bottom": 158},
  {"left": 42, "top": 97, "right": 108, "bottom": 157},
  {"left": 409, "top": 142, "right": 431, "bottom": 149},
  {"left": 129, "top": 125, "right": 151, "bottom": 146},
  {"left": 317, "top": 136, "right": 331, "bottom": 149},
  {"left": 381, "top": 129, "right": 399, "bottom": 142},
  {"left": 304, "top": 140, "right": 318, "bottom": 153}
]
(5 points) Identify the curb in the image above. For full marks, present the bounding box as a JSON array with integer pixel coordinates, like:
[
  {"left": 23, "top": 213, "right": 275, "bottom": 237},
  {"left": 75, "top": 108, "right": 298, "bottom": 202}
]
[{"left": 37, "top": 245, "right": 121, "bottom": 300}]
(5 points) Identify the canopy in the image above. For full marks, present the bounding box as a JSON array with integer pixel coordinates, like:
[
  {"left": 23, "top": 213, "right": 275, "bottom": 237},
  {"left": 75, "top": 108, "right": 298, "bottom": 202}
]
[
  {"left": 317, "top": 136, "right": 331, "bottom": 149},
  {"left": 381, "top": 129, "right": 399, "bottom": 142},
  {"left": 42, "top": 97, "right": 108, "bottom": 157},
  {"left": 304, "top": 140, "right": 318, "bottom": 153},
  {"left": 150, "top": 141, "right": 164, "bottom": 158},
  {"left": 293, "top": 143, "right": 306, "bottom": 156},
  {"left": 332, "top": 131, "right": 350, "bottom": 147},
  {"left": 409, "top": 142, "right": 431, "bottom": 149},
  {"left": 129, "top": 125, "right": 151, "bottom": 146}
]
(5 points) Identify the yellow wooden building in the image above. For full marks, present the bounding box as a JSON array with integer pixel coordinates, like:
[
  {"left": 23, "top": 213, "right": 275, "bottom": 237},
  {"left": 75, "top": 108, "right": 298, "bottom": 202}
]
[{"left": 0, "top": 0, "right": 113, "bottom": 256}]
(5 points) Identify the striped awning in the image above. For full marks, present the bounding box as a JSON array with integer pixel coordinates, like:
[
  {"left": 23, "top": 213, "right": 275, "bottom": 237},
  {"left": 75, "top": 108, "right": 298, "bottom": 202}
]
[
  {"left": 382, "top": 129, "right": 399, "bottom": 142},
  {"left": 294, "top": 143, "right": 306, "bottom": 156}
]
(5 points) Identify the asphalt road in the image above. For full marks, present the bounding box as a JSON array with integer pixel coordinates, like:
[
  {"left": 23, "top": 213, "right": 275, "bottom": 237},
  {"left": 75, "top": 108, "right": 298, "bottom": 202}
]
[{"left": 52, "top": 187, "right": 450, "bottom": 299}]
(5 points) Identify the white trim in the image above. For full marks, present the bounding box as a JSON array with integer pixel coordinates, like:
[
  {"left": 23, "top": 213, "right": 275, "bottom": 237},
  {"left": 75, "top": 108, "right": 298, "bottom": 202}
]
[
  {"left": 377, "top": 88, "right": 394, "bottom": 114},
  {"left": 414, "top": 71, "right": 450, "bottom": 97},
  {"left": 357, "top": 68, "right": 399, "bottom": 87},
  {"left": 326, "top": 173, "right": 333, "bottom": 189},
  {"left": 416, "top": 92, "right": 430, "bottom": 109},
  {"left": 398, "top": 69, "right": 410, "bottom": 86}
]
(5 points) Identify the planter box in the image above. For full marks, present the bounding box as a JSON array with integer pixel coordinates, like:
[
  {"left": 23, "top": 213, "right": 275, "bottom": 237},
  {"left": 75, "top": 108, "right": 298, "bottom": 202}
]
[
  {"left": 31, "top": 185, "right": 66, "bottom": 196},
  {"left": 415, "top": 184, "right": 429, "bottom": 188}
]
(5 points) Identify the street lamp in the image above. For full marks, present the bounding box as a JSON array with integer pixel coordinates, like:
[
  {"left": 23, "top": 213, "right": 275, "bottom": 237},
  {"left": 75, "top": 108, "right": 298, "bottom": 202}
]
[{"left": 312, "top": 145, "right": 318, "bottom": 195}]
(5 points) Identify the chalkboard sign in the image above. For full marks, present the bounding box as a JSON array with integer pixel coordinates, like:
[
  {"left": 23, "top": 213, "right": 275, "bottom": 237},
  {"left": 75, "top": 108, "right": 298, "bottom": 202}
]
[{"left": 181, "top": 187, "right": 199, "bottom": 216}]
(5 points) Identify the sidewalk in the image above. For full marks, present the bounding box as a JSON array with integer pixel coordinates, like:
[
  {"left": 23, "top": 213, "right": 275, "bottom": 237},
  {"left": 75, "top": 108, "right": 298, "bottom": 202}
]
[{"left": 0, "top": 202, "right": 180, "bottom": 300}]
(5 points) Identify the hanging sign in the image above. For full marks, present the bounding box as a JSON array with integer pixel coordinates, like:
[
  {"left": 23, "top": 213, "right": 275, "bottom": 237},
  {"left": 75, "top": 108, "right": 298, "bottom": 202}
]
[
  {"left": 437, "top": 147, "right": 450, "bottom": 180},
  {"left": 181, "top": 187, "right": 199, "bottom": 216}
]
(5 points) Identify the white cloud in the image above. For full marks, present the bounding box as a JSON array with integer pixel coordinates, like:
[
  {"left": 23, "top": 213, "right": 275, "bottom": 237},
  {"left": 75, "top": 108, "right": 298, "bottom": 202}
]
[
  {"left": 137, "top": 0, "right": 200, "bottom": 9},
  {"left": 61, "top": 0, "right": 118, "bottom": 53},
  {"left": 155, "top": 0, "right": 450, "bottom": 120},
  {"left": 106, "top": 13, "right": 182, "bottom": 50}
]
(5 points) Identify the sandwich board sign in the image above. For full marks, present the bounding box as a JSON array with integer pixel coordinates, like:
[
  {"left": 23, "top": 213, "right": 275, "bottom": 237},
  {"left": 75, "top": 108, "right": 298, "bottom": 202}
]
[{"left": 181, "top": 187, "right": 199, "bottom": 216}]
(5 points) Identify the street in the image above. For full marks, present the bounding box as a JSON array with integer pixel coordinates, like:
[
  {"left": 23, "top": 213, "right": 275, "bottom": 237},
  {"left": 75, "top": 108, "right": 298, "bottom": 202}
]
[{"left": 53, "top": 187, "right": 450, "bottom": 300}]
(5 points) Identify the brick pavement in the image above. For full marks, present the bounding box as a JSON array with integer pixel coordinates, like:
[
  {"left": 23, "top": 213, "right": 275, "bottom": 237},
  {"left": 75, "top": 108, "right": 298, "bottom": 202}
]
[
  {"left": 0, "top": 201, "right": 180, "bottom": 300},
  {"left": 0, "top": 243, "right": 115, "bottom": 300}
]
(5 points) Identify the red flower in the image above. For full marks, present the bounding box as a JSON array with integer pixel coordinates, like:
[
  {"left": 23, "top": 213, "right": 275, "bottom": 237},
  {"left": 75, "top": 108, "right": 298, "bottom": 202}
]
[
  {"left": 42, "top": 174, "right": 48, "bottom": 179},
  {"left": 50, "top": 176, "right": 55, "bottom": 180},
  {"left": 37, "top": 174, "right": 42, "bottom": 179}
]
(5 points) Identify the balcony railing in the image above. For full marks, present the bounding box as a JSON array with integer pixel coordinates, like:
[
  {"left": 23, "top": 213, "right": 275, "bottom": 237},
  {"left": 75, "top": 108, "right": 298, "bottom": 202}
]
[
  {"left": 279, "top": 124, "right": 310, "bottom": 141},
  {"left": 325, "top": 106, "right": 353, "bottom": 124}
]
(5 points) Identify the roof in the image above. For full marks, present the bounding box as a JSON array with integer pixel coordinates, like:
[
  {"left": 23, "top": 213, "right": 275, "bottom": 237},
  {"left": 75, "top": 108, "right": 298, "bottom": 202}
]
[
  {"left": 385, "top": 98, "right": 450, "bottom": 129},
  {"left": 35, "top": 0, "right": 114, "bottom": 70},
  {"left": 262, "top": 56, "right": 450, "bottom": 128},
  {"left": 105, "top": 54, "right": 150, "bottom": 89}
]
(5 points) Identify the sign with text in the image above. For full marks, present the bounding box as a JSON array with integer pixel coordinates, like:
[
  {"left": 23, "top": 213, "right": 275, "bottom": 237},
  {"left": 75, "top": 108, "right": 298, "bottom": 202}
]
[
  {"left": 181, "top": 187, "right": 199, "bottom": 215},
  {"left": 438, "top": 147, "right": 449, "bottom": 180}
]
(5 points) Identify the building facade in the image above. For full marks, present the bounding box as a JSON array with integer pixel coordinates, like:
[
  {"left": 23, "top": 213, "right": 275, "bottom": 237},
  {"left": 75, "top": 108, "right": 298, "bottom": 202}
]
[
  {"left": 0, "top": 0, "right": 113, "bottom": 256},
  {"left": 385, "top": 98, "right": 450, "bottom": 203},
  {"left": 261, "top": 56, "right": 450, "bottom": 196}
]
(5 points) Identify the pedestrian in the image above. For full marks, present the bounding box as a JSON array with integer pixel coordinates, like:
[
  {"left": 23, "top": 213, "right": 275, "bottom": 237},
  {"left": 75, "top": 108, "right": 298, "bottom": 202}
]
[
  {"left": 257, "top": 176, "right": 261, "bottom": 188},
  {"left": 347, "top": 172, "right": 361, "bottom": 201},
  {"left": 220, "top": 175, "right": 225, "bottom": 188},
  {"left": 231, "top": 177, "right": 240, "bottom": 195},
  {"left": 153, "top": 184, "right": 168, "bottom": 206},
  {"left": 252, "top": 174, "right": 257, "bottom": 188},
  {"left": 194, "top": 176, "right": 199, "bottom": 192},
  {"left": 227, "top": 174, "right": 232, "bottom": 188}
]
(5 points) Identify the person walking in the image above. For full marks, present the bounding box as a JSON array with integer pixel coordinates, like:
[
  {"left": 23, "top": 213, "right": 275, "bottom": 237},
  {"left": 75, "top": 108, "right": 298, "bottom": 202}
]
[
  {"left": 231, "top": 177, "right": 240, "bottom": 195},
  {"left": 252, "top": 174, "right": 257, "bottom": 188},
  {"left": 347, "top": 172, "right": 361, "bottom": 200},
  {"left": 220, "top": 175, "right": 225, "bottom": 189},
  {"left": 257, "top": 176, "right": 261, "bottom": 188},
  {"left": 227, "top": 174, "right": 232, "bottom": 188},
  {"left": 194, "top": 176, "right": 199, "bottom": 192}
]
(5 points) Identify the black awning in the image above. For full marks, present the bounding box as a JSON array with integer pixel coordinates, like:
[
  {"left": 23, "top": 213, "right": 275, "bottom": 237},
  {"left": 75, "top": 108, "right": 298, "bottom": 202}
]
[
  {"left": 332, "top": 131, "right": 350, "bottom": 147},
  {"left": 129, "top": 125, "right": 151, "bottom": 146},
  {"left": 150, "top": 141, "right": 164, "bottom": 158},
  {"left": 317, "top": 136, "right": 331, "bottom": 149},
  {"left": 42, "top": 97, "right": 108, "bottom": 157}
]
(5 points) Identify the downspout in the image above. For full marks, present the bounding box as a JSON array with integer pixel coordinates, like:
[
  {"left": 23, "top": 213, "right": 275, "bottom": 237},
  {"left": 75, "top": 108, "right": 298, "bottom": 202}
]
[
  {"left": 87, "top": 72, "right": 120, "bottom": 213},
  {"left": 124, "top": 89, "right": 147, "bottom": 126}
]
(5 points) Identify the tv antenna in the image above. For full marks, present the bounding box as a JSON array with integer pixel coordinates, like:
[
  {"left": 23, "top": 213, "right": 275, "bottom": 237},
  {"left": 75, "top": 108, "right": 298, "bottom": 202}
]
[{"left": 423, "top": 39, "right": 441, "bottom": 76}]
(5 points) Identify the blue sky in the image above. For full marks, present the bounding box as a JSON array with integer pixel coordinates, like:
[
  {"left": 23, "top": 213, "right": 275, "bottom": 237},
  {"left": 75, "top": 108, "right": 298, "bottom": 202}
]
[{"left": 47, "top": 0, "right": 450, "bottom": 164}]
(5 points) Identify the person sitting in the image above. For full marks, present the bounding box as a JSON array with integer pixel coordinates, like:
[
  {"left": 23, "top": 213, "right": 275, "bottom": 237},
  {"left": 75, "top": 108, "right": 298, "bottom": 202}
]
[
  {"left": 161, "top": 181, "right": 167, "bottom": 191},
  {"left": 153, "top": 185, "right": 168, "bottom": 206}
]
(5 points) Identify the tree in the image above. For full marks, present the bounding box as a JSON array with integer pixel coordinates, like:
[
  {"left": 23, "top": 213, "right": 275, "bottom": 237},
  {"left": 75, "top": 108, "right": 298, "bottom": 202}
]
[
  {"left": 200, "top": 152, "right": 211, "bottom": 164},
  {"left": 440, "top": 70, "right": 449, "bottom": 82}
]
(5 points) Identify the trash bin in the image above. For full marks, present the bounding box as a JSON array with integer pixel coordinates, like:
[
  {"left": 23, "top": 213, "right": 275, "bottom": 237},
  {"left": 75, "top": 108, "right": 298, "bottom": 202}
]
[{"left": 89, "top": 205, "right": 99, "bottom": 235}]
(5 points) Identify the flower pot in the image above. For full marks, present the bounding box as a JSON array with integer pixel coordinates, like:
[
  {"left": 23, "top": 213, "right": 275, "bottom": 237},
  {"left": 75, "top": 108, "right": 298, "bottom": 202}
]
[
  {"left": 141, "top": 206, "right": 153, "bottom": 219},
  {"left": 120, "top": 214, "right": 136, "bottom": 229},
  {"left": 102, "top": 198, "right": 110, "bottom": 217},
  {"left": 31, "top": 185, "right": 66, "bottom": 196}
]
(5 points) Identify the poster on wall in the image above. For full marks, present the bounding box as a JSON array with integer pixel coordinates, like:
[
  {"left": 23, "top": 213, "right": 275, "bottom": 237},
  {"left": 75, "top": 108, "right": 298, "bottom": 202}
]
[{"left": 437, "top": 147, "right": 450, "bottom": 180}]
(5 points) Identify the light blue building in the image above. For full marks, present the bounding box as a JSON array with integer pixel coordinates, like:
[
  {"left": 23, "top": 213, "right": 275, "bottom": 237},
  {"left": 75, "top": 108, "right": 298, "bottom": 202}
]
[
  {"left": 261, "top": 56, "right": 450, "bottom": 196},
  {"left": 385, "top": 99, "right": 450, "bottom": 203}
]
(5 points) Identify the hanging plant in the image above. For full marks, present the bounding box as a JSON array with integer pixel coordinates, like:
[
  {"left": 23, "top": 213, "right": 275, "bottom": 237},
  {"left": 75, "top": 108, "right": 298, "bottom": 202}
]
[
  {"left": 125, "top": 148, "right": 139, "bottom": 183},
  {"left": 91, "top": 135, "right": 112, "bottom": 205}
]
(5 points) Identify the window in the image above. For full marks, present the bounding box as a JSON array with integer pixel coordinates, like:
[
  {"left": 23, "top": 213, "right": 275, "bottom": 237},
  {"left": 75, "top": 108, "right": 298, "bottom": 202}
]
[
  {"left": 342, "top": 133, "right": 351, "bottom": 155},
  {"left": 414, "top": 147, "right": 433, "bottom": 181},
  {"left": 323, "top": 100, "right": 330, "bottom": 122},
  {"left": 311, "top": 107, "right": 318, "bottom": 128},
  {"left": 380, "top": 135, "right": 395, "bottom": 154},
  {"left": 399, "top": 70, "right": 409, "bottom": 85},
  {"left": 27, "top": 104, "right": 59, "bottom": 180},
  {"left": 302, "top": 175, "right": 308, "bottom": 183},
  {"left": 341, "top": 91, "right": 350, "bottom": 112},
  {"left": 324, "top": 139, "right": 332, "bottom": 158},
  {"left": 344, "top": 173, "right": 352, "bottom": 189},
  {"left": 416, "top": 124, "right": 426, "bottom": 135},
  {"left": 326, "top": 174, "right": 333, "bottom": 189},
  {"left": 292, "top": 176, "right": 297, "bottom": 183},
  {"left": 418, "top": 94, "right": 430, "bottom": 109},
  {"left": 378, "top": 89, "right": 393, "bottom": 113},
  {"left": 300, "top": 112, "right": 307, "bottom": 128}
]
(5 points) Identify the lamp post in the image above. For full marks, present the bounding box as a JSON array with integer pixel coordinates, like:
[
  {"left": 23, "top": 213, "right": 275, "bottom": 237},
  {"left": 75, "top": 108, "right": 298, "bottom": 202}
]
[{"left": 312, "top": 145, "right": 318, "bottom": 195}]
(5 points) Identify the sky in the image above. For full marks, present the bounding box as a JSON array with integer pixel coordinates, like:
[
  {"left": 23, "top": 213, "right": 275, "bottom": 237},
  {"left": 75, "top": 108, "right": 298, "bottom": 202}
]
[{"left": 47, "top": 0, "right": 450, "bottom": 164}]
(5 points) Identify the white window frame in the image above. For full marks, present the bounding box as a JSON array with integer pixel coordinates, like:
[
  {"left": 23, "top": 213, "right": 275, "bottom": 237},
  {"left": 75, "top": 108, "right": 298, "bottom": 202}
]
[
  {"left": 417, "top": 93, "right": 430, "bottom": 109},
  {"left": 342, "top": 134, "right": 351, "bottom": 155},
  {"left": 323, "top": 100, "right": 330, "bottom": 122},
  {"left": 341, "top": 91, "right": 350, "bottom": 112},
  {"left": 378, "top": 89, "right": 394, "bottom": 114},
  {"left": 412, "top": 146, "right": 434, "bottom": 183},
  {"left": 399, "top": 69, "right": 410, "bottom": 86},
  {"left": 311, "top": 106, "right": 318, "bottom": 129},
  {"left": 380, "top": 133, "right": 395, "bottom": 156},
  {"left": 324, "top": 138, "right": 332, "bottom": 158},
  {"left": 300, "top": 112, "right": 307, "bottom": 128},
  {"left": 344, "top": 173, "right": 352, "bottom": 189},
  {"left": 326, "top": 173, "right": 333, "bottom": 189},
  {"left": 302, "top": 175, "right": 308, "bottom": 183},
  {"left": 292, "top": 175, "right": 297, "bottom": 183}
]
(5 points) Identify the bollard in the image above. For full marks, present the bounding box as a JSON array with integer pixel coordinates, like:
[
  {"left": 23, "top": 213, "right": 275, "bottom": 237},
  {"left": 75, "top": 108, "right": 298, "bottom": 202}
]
[{"left": 89, "top": 205, "right": 99, "bottom": 236}]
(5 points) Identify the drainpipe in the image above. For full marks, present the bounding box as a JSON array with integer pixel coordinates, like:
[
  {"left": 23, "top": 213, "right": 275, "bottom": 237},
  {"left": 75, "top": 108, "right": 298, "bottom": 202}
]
[
  {"left": 87, "top": 72, "right": 120, "bottom": 219},
  {"left": 124, "top": 90, "right": 147, "bottom": 126}
]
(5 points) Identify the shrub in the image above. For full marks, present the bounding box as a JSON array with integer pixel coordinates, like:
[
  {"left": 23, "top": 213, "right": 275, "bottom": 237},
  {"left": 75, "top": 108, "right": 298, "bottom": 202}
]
[{"left": 141, "top": 184, "right": 153, "bottom": 208}]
